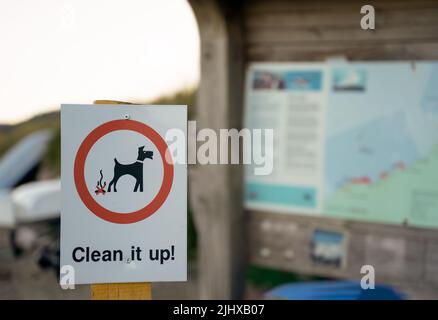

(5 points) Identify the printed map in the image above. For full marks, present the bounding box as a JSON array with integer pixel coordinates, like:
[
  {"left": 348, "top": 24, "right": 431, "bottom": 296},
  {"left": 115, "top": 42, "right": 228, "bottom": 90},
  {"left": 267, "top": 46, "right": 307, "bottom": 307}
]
[{"left": 324, "top": 62, "right": 438, "bottom": 227}]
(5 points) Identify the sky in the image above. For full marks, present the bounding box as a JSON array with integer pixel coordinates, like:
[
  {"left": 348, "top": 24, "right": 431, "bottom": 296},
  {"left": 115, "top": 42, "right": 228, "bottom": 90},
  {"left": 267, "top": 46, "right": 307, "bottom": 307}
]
[{"left": 0, "top": 0, "right": 199, "bottom": 124}]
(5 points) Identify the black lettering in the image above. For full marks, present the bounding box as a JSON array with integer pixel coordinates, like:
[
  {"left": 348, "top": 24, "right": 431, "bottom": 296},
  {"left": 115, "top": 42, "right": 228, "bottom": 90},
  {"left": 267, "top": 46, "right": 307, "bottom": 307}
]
[
  {"left": 149, "top": 249, "right": 159, "bottom": 261},
  {"left": 72, "top": 247, "right": 124, "bottom": 262},
  {"left": 91, "top": 250, "right": 100, "bottom": 261},
  {"left": 102, "top": 250, "right": 111, "bottom": 261},
  {"left": 135, "top": 247, "right": 142, "bottom": 261},
  {"left": 113, "top": 250, "right": 123, "bottom": 261},
  {"left": 72, "top": 247, "right": 85, "bottom": 262}
]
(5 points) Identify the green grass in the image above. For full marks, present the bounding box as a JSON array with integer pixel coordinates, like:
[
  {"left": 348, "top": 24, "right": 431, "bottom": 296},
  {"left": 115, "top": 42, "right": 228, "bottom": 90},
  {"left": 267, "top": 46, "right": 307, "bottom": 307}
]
[
  {"left": 246, "top": 265, "right": 322, "bottom": 289},
  {"left": 143, "top": 88, "right": 196, "bottom": 120}
]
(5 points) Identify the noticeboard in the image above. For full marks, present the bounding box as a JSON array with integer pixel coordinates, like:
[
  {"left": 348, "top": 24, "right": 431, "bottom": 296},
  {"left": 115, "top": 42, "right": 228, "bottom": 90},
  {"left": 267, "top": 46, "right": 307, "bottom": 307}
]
[{"left": 244, "top": 61, "right": 438, "bottom": 229}]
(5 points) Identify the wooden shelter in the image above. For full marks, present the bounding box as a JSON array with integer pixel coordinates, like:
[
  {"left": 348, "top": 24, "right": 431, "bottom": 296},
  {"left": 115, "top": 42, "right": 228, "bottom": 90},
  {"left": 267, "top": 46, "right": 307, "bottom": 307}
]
[{"left": 188, "top": 0, "right": 438, "bottom": 299}]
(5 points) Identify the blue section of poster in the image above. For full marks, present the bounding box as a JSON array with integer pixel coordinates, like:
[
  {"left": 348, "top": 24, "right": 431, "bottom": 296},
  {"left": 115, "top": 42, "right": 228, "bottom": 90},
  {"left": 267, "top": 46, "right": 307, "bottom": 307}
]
[{"left": 246, "top": 183, "right": 317, "bottom": 208}]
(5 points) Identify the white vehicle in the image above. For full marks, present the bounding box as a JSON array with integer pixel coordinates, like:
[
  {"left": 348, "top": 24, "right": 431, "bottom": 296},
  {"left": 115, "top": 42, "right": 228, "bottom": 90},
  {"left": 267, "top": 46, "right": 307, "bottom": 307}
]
[
  {"left": 0, "top": 131, "right": 60, "bottom": 272},
  {"left": 6, "top": 179, "right": 61, "bottom": 272},
  {"left": 0, "top": 130, "right": 53, "bottom": 190},
  {"left": 11, "top": 179, "right": 60, "bottom": 223},
  {"left": 0, "top": 130, "right": 56, "bottom": 227}
]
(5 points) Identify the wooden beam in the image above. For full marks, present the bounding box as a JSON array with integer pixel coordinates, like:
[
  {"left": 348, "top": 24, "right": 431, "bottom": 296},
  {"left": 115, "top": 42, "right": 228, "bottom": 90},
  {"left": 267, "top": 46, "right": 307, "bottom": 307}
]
[
  {"left": 91, "top": 283, "right": 152, "bottom": 300},
  {"left": 188, "top": 0, "right": 246, "bottom": 299}
]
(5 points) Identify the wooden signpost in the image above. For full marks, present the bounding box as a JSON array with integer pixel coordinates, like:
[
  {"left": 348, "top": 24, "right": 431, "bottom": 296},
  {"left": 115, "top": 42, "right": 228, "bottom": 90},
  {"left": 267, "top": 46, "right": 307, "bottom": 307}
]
[{"left": 91, "top": 282, "right": 152, "bottom": 300}]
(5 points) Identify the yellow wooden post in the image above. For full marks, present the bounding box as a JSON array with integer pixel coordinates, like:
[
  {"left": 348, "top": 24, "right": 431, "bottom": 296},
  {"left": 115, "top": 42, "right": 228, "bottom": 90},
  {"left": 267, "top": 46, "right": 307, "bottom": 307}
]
[
  {"left": 91, "top": 100, "right": 152, "bottom": 300},
  {"left": 91, "top": 283, "right": 152, "bottom": 300}
]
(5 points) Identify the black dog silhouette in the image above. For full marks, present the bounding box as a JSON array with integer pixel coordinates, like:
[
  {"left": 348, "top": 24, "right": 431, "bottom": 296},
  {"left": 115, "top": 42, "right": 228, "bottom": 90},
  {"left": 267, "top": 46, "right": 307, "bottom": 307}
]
[{"left": 107, "top": 146, "right": 153, "bottom": 192}]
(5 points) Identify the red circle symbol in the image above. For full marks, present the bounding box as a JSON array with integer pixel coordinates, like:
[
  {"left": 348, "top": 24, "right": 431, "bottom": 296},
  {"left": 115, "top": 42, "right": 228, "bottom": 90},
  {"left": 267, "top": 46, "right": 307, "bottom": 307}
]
[{"left": 74, "top": 119, "right": 173, "bottom": 224}]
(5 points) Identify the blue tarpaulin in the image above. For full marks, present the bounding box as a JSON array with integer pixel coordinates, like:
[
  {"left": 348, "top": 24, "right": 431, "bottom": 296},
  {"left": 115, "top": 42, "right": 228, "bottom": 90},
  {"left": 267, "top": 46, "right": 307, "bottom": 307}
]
[{"left": 265, "top": 280, "right": 406, "bottom": 300}]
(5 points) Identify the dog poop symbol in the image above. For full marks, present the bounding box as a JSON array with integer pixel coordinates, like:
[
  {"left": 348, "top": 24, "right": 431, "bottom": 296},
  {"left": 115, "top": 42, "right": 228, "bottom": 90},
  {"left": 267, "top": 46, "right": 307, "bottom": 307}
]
[
  {"left": 107, "top": 146, "right": 153, "bottom": 193},
  {"left": 95, "top": 170, "right": 106, "bottom": 195}
]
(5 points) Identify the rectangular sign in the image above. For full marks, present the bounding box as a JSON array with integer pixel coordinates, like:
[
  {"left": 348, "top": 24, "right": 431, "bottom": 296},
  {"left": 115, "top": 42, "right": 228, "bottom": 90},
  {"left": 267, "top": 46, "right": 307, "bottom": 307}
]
[
  {"left": 245, "top": 63, "right": 328, "bottom": 215},
  {"left": 311, "top": 229, "right": 346, "bottom": 268},
  {"left": 245, "top": 62, "right": 438, "bottom": 228},
  {"left": 60, "top": 104, "right": 187, "bottom": 284}
]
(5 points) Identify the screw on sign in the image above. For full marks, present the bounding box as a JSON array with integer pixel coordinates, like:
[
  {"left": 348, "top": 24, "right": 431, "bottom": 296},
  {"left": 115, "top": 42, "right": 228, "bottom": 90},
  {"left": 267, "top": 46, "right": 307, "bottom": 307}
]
[{"left": 60, "top": 103, "right": 187, "bottom": 300}]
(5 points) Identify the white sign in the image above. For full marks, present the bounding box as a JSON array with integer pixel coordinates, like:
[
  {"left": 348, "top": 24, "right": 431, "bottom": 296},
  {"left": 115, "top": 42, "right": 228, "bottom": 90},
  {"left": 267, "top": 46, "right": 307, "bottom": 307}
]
[{"left": 60, "top": 104, "right": 187, "bottom": 284}]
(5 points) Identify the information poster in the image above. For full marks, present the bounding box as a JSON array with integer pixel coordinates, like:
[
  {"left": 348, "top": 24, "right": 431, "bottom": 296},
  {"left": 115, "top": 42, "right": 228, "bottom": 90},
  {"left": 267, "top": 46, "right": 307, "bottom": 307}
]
[{"left": 244, "top": 62, "right": 438, "bottom": 228}]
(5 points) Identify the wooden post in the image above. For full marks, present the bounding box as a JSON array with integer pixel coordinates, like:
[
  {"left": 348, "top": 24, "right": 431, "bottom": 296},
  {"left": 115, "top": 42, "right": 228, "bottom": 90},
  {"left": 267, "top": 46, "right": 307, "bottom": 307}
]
[
  {"left": 91, "top": 283, "right": 152, "bottom": 300},
  {"left": 188, "top": 0, "right": 246, "bottom": 299},
  {"left": 90, "top": 100, "right": 152, "bottom": 300}
]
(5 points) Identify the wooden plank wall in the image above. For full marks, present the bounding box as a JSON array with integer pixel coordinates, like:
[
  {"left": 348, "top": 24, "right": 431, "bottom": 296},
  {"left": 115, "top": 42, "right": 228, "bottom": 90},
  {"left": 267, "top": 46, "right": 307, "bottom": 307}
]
[
  {"left": 242, "top": 0, "right": 438, "bottom": 297},
  {"left": 244, "top": 0, "right": 438, "bottom": 61}
]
